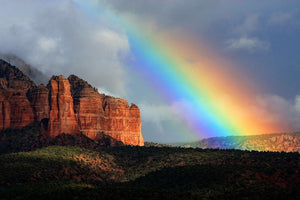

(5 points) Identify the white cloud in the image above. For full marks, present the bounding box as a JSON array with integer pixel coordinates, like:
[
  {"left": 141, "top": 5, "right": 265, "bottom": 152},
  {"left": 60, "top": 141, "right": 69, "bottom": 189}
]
[
  {"left": 139, "top": 100, "right": 190, "bottom": 132},
  {"left": 225, "top": 14, "right": 271, "bottom": 54},
  {"left": 140, "top": 104, "right": 174, "bottom": 133},
  {"left": 97, "top": 87, "right": 119, "bottom": 97},
  {"left": 140, "top": 103, "right": 178, "bottom": 122},
  {"left": 225, "top": 37, "right": 270, "bottom": 52},
  {"left": 253, "top": 94, "right": 300, "bottom": 131},
  {"left": 140, "top": 99, "right": 196, "bottom": 123},
  {"left": 38, "top": 37, "right": 57, "bottom": 52},
  {"left": 295, "top": 95, "right": 300, "bottom": 113}
]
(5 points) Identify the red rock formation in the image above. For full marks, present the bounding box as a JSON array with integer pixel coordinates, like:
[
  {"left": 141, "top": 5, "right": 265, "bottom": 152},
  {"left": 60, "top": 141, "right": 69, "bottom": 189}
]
[
  {"left": 0, "top": 60, "right": 35, "bottom": 90},
  {"left": 101, "top": 97, "right": 143, "bottom": 146},
  {"left": 0, "top": 88, "right": 35, "bottom": 130},
  {"left": 0, "top": 60, "right": 144, "bottom": 146},
  {"left": 28, "top": 84, "right": 49, "bottom": 121},
  {"left": 48, "top": 76, "right": 80, "bottom": 136},
  {"left": 68, "top": 75, "right": 144, "bottom": 146},
  {"left": 0, "top": 93, "right": 11, "bottom": 129},
  {"left": 0, "top": 60, "right": 35, "bottom": 129},
  {"left": 68, "top": 75, "right": 105, "bottom": 139},
  {"left": 7, "top": 90, "right": 35, "bottom": 129}
]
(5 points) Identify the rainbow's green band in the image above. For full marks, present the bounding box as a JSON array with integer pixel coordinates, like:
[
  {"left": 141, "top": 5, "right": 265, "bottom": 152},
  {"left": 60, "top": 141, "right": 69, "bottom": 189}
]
[{"left": 74, "top": 0, "right": 285, "bottom": 138}]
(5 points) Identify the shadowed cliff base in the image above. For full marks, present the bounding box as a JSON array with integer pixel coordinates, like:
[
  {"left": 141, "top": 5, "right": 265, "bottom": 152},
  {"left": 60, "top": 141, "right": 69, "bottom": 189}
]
[{"left": 0, "top": 122, "right": 123, "bottom": 155}]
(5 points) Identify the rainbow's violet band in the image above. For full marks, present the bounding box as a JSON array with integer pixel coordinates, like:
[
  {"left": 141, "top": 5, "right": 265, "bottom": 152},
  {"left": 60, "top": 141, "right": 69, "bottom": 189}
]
[
  {"left": 74, "top": 0, "right": 285, "bottom": 139},
  {"left": 128, "top": 34, "right": 235, "bottom": 138}
]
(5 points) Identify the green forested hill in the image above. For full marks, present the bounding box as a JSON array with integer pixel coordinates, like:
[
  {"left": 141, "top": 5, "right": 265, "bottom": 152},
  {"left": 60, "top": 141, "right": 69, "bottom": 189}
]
[{"left": 0, "top": 145, "right": 299, "bottom": 199}]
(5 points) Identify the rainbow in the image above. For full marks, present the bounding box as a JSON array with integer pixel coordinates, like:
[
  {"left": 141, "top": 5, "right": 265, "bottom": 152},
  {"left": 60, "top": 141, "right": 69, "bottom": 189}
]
[{"left": 74, "top": 0, "right": 285, "bottom": 139}]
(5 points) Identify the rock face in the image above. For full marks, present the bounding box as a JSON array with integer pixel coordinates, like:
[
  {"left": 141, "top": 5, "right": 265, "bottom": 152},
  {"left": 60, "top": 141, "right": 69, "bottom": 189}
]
[
  {"left": 0, "top": 60, "right": 144, "bottom": 146},
  {"left": 0, "top": 60, "right": 35, "bottom": 129},
  {"left": 28, "top": 84, "right": 49, "bottom": 122},
  {"left": 68, "top": 75, "right": 144, "bottom": 146},
  {"left": 47, "top": 76, "right": 80, "bottom": 136},
  {"left": 101, "top": 97, "right": 143, "bottom": 146}
]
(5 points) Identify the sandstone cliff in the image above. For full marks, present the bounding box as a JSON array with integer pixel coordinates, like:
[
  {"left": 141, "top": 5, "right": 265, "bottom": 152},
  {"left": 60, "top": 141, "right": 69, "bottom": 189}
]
[
  {"left": 0, "top": 59, "right": 144, "bottom": 146},
  {"left": 0, "top": 60, "right": 35, "bottom": 129},
  {"left": 68, "top": 75, "right": 144, "bottom": 146},
  {"left": 47, "top": 75, "right": 80, "bottom": 136}
]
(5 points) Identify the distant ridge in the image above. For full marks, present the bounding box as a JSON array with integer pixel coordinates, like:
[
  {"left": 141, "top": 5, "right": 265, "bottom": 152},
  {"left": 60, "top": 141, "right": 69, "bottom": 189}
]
[{"left": 177, "top": 132, "right": 300, "bottom": 152}]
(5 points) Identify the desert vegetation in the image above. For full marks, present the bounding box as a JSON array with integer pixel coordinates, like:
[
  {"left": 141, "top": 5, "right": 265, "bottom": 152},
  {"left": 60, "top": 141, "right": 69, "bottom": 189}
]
[{"left": 0, "top": 145, "right": 299, "bottom": 199}]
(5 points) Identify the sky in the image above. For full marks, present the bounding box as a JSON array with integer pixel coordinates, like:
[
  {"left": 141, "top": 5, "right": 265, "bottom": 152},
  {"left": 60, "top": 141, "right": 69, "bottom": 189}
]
[{"left": 0, "top": 0, "right": 300, "bottom": 143}]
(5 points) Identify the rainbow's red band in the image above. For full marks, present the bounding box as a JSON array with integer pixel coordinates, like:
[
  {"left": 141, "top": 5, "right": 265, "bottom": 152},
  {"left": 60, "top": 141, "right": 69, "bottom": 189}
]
[{"left": 75, "top": 0, "right": 287, "bottom": 139}]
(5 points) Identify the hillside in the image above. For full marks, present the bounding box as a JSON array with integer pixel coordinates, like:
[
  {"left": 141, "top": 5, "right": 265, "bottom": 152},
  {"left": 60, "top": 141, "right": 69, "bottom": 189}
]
[
  {"left": 177, "top": 133, "right": 300, "bottom": 152},
  {"left": 0, "top": 145, "right": 299, "bottom": 199}
]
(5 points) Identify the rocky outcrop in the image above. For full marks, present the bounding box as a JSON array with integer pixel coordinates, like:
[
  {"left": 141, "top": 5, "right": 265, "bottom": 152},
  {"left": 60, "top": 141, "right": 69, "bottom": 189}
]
[
  {"left": 28, "top": 84, "right": 49, "bottom": 122},
  {"left": 68, "top": 75, "right": 144, "bottom": 146},
  {"left": 7, "top": 90, "right": 35, "bottom": 129},
  {"left": 0, "top": 60, "right": 35, "bottom": 90},
  {"left": 101, "top": 97, "right": 143, "bottom": 146},
  {"left": 47, "top": 76, "right": 80, "bottom": 136},
  {"left": 0, "top": 93, "right": 11, "bottom": 129},
  {"left": 68, "top": 75, "right": 105, "bottom": 139},
  {"left": 0, "top": 60, "right": 35, "bottom": 129},
  {"left": 0, "top": 59, "right": 144, "bottom": 146}
]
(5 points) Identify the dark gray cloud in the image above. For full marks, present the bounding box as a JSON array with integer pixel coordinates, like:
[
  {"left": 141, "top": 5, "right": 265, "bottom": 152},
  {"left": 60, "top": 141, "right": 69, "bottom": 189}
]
[
  {"left": 0, "top": 0, "right": 130, "bottom": 96},
  {"left": 1, "top": 0, "right": 300, "bottom": 143}
]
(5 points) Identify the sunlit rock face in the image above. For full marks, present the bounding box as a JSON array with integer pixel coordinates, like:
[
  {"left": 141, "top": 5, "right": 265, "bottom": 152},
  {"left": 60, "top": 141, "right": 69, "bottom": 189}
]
[
  {"left": 0, "top": 59, "right": 144, "bottom": 146},
  {"left": 47, "top": 75, "right": 81, "bottom": 136},
  {"left": 101, "top": 97, "right": 143, "bottom": 146},
  {"left": 68, "top": 75, "right": 144, "bottom": 146}
]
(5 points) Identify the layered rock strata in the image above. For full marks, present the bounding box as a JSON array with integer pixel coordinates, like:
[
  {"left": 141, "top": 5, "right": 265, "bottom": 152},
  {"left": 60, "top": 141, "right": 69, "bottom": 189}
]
[{"left": 0, "top": 60, "right": 144, "bottom": 146}]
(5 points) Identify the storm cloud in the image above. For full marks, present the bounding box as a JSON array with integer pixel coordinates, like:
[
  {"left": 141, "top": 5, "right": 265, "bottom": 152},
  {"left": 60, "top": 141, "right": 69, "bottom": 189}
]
[
  {"left": 1, "top": 0, "right": 300, "bottom": 142},
  {"left": 0, "top": 0, "right": 130, "bottom": 96}
]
